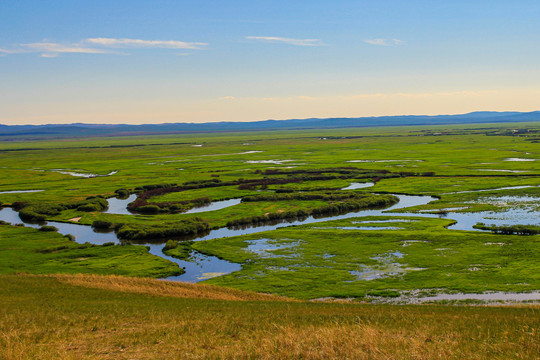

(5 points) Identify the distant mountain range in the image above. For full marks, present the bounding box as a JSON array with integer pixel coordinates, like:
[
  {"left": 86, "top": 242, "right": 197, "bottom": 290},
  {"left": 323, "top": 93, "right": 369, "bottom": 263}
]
[{"left": 1, "top": 111, "right": 539, "bottom": 140}]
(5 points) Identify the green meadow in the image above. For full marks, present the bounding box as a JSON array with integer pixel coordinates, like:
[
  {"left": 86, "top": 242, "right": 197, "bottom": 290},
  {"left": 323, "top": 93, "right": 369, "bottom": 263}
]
[
  {"left": 0, "top": 122, "right": 539, "bottom": 299},
  {"left": 195, "top": 216, "right": 540, "bottom": 299}
]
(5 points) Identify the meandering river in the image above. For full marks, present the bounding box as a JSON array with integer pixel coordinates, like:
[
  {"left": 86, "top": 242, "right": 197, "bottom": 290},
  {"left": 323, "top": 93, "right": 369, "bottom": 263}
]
[{"left": 1, "top": 187, "right": 538, "bottom": 289}]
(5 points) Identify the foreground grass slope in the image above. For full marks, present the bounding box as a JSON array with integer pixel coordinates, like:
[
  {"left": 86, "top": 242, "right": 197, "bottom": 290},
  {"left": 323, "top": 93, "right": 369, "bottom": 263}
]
[{"left": 1, "top": 274, "right": 538, "bottom": 360}]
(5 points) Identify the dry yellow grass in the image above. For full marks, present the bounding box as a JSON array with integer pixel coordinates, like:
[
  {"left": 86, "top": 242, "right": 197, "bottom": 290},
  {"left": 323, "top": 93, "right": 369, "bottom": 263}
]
[
  {"left": 1, "top": 274, "right": 538, "bottom": 360},
  {"left": 52, "top": 273, "right": 293, "bottom": 302}
]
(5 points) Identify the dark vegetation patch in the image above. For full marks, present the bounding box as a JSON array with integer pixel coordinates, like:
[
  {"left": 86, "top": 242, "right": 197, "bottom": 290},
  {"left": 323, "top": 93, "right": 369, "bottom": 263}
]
[
  {"left": 115, "top": 218, "right": 210, "bottom": 241},
  {"left": 127, "top": 168, "right": 405, "bottom": 213},
  {"left": 227, "top": 193, "right": 398, "bottom": 227},
  {"left": 16, "top": 197, "right": 108, "bottom": 222},
  {"left": 474, "top": 223, "right": 540, "bottom": 235}
]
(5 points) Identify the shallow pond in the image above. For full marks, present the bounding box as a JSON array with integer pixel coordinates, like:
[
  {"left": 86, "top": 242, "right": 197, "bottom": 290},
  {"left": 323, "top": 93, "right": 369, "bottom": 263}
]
[
  {"left": 104, "top": 194, "right": 137, "bottom": 215},
  {"left": 184, "top": 198, "right": 242, "bottom": 214},
  {"left": 341, "top": 182, "right": 374, "bottom": 190},
  {"left": 504, "top": 158, "right": 536, "bottom": 162},
  {"left": 53, "top": 170, "right": 118, "bottom": 178},
  {"left": 0, "top": 190, "right": 44, "bottom": 194}
]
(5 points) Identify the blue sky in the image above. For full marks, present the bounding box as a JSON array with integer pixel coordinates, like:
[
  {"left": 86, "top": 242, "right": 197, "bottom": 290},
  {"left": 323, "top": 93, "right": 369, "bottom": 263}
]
[{"left": 1, "top": 1, "right": 540, "bottom": 124}]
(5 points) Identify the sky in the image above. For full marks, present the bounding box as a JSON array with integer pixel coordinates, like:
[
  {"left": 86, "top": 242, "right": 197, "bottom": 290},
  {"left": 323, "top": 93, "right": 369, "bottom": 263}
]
[{"left": 1, "top": 0, "right": 540, "bottom": 125}]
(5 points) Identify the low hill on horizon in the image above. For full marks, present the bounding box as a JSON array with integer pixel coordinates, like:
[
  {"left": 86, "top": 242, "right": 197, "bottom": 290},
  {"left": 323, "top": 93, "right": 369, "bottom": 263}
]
[{"left": 1, "top": 110, "right": 540, "bottom": 140}]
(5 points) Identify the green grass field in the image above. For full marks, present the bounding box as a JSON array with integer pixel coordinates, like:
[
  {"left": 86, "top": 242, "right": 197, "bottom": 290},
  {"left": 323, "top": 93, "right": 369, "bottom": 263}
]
[
  {"left": 0, "top": 122, "right": 538, "bottom": 291},
  {"left": 1, "top": 123, "right": 539, "bottom": 358},
  {"left": 195, "top": 216, "right": 540, "bottom": 299}
]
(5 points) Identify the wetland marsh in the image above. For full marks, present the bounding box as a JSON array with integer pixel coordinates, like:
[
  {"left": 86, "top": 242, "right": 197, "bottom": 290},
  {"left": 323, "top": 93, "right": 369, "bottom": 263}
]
[{"left": 1, "top": 123, "right": 539, "bottom": 303}]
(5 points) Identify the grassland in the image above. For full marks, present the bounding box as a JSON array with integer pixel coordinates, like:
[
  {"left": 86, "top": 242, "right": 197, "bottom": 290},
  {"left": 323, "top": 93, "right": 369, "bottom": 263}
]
[
  {"left": 1, "top": 274, "right": 538, "bottom": 360},
  {"left": 0, "top": 122, "right": 538, "bottom": 289},
  {"left": 0, "top": 123, "right": 539, "bottom": 359}
]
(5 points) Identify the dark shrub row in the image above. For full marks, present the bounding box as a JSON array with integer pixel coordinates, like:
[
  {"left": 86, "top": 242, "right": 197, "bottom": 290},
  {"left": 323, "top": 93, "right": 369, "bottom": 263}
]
[
  {"left": 36, "top": 242, "right": 99, "bottom": 253},
  {"left": 114, "top": 188, "right": 130, "bottom": 198},
  {"left": 134, "top": 183, "right": 177, "bottom": 192},
  {"left": 116, "top": 218, "right": 210, "bottom": 240},
  {"left": 129, "top": 197, "right": 211, "bottom": 214},
  {"left": 226, "top": 209, "right": 309, "bottom": 227},
  {"left": 39, "top": 225, "right": 58, "bottom": 232},
  {"left": 227, "top": 194, "right": 397, "bottom": 227},
  {"left": 256, "top": 167, "right": 391, "bottom": 176},
  {"left": 242, "top": 191, "right": 376, "bottom": 203},
  {"left": 474, "top": 223, "right": 540, "bottom": 235},
  {"left": 128, "top": 168, "right": 407, "bottom": 213},
  {"left": 163, "top": 239, "right": 179, "bottom": 251},
  {"left": 18, "top": 197, "right": 108, "bottom": 222},
  {"left": 311, "top": 195, "right": 397, "bottom": 217},
  {"left": 92, "top": 220, "right": 113, "bottom": 229}
]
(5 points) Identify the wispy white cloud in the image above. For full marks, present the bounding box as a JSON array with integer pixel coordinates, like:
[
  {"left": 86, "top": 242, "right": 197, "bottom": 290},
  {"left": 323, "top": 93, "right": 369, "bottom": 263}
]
[
  {"left": 86, "top": 37, "right": 207, "bottom": 49},
  {"left": 363, "top": 38, "right": 404, "bottom": 46},
  {"left": 23, "top": 42, "right": 109, "bottom": 54},
  {"left": 0, "top": 48, "right": 20, "bottom": 54},
  {"left": 0, "top": 37, "right": 207, "bottom": 57},
  {"left": 246, "top": 36, "right": 323, "bottom": 46},
  {"left": 219, "top": 96, "right": 235, "bottom": 100}
]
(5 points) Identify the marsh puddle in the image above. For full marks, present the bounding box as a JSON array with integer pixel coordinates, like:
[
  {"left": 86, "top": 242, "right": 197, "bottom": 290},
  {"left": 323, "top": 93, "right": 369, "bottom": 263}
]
[
  {"left": 201, "top": 151, "right": 263, "bottom": 157},
  {"left": 0, "top": 190, "right": 44, "bottom": 194},
  {"left": 476, "top": 169, "right": 528, "bottom": 173},
  {"left": 245, "top": 238, "right": 301, "bottom": 258},
  {"left": 347, "top": 160, "right": 423, "bottom": 163},
  {"left": 184, "top": 198, "right": 242, "bottom": 214},
  {"left": 53, "top": 170, "right": 118, "bottom": 178},
  {"left": 104, "top": 194, "right": 137, "bottom": 215},
  {"left": 504, "top": 158, "right": 536, "bottom": 162},
  {"left": 401, "top": 240, "right": 428, "bottom": 247},
  {"left": 446, "top": 206, "right": 540, "bottom": 230},
  {"left": 0, "top": 207, "right": 30, "bottom": 225},
  {"left": 443, "top": 195, "right": 540, "bottom": 230},
  {"left": 348, "top": 251, "right": 423, "bottom": 281},
  {"left": 341, "top": 182, "right": 374, "bottom": 190},
  {"left": 245, "top": 159, "right": 295, "bottom": 164}
]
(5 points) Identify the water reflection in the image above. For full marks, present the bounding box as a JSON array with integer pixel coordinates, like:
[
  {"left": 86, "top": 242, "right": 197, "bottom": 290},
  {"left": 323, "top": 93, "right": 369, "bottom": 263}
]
[
  {"left": 104, "top": 194, "right": 137, "bottom": 215},
  {"left": 184, "top": 198, "right": 242, "bottom": 214},
  {"left": 341, "top": 182, "right": 374, "bottom": 190}
]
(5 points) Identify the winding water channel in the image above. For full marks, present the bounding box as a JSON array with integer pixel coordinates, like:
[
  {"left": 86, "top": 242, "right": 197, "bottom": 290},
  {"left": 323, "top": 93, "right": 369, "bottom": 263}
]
[{"left": 1, "top": 184, "right": 539, "bottom": 300}]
